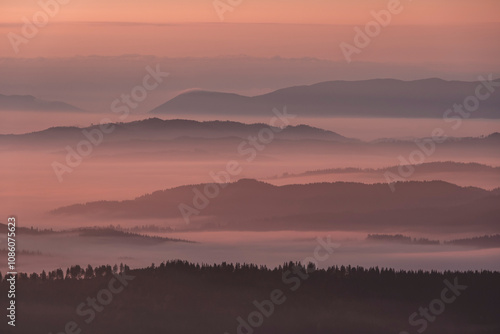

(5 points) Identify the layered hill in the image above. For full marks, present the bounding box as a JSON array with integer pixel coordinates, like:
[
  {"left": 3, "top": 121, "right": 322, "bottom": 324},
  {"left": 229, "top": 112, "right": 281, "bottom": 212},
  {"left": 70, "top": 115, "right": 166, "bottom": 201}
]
[
  {"left": 151, "top": 78, "right": 500, "bottom": 118},
  {"left": 0, "top": 118, "right": 353, "bottom": 146},
  {"left": 0, "top": 93, "right": 82, "bottom": 112},
  {"left": 51, "top": 180, "right": 500, "bottom": 233}
]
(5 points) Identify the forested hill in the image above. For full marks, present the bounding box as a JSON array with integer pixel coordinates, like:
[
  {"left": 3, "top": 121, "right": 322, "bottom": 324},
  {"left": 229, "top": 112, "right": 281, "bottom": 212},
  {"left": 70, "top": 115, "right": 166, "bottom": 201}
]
[{"left": 2, "top": 261, "right": 499, "bottom": 334}]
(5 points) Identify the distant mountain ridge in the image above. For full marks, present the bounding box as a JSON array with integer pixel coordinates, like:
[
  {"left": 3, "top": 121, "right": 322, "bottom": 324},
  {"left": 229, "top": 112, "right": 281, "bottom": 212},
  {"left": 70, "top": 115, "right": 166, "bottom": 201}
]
[
  {"left": 2, "top": 118, "right": 499, "bottom": 145},
  {"left": 268, "top": 162, "right": 500, "bottom": 180},
  {"left": 0, "top": 118, "right": 354, "bottom": 143},
  {"left": 150, "top": 78, "right": 500, "bottom": 118},
  {"left": 51, "top": 180, "right": 500, "bottom": 233},
  {"left": 0, "top": 93, "right": 82, "bottom": 112}
]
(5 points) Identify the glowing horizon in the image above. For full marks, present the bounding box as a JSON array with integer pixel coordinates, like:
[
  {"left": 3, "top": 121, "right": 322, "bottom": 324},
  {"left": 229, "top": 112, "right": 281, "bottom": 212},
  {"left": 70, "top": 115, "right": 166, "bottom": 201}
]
[{"left": 2, "top": 0, "right": 500, "bottom": 25}]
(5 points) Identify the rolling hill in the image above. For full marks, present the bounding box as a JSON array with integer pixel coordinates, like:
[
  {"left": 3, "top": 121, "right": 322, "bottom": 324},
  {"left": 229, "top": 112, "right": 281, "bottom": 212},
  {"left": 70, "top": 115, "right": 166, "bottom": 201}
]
[
  {"left": 150, "top": 78, "right": 500, "bottom": 118},
  {"left": 0, "top": 93, "right": 83, "bottom": 112},
  {"left": 51, "top": 180, "right": 500, "bottom": 233}
]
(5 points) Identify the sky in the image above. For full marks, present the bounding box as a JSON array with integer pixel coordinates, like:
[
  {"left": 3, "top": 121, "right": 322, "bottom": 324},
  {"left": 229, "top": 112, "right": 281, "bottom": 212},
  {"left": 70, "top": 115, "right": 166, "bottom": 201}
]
[
  {"left": 1, "top": 0, "right": 499, "bottom": 59},
  {"left": 2, "top": 0, "right": 500, "bottom": 25}
]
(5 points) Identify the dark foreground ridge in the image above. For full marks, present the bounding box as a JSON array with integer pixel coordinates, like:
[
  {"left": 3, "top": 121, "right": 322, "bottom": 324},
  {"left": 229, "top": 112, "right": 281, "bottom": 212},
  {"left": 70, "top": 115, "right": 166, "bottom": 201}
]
[{"left": 1, "top": 261, "right": 498, "bottom": 334}]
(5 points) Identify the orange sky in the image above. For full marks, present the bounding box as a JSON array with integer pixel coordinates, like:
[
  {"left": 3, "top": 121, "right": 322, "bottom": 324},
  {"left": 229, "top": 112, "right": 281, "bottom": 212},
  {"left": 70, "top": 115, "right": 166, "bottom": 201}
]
[
  {"left": 2, "top": 0, "right": 500, "bottom": 25},
  {"left": 1, "top": 1, "right": 499, "bottom": 65}
]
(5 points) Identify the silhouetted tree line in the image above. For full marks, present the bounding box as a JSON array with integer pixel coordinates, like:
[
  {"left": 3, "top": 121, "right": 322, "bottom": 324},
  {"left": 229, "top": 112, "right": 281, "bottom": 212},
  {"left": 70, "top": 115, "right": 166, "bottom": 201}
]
[
  {"left": 367, "top": 234, "right": 440, "bottom": 245},
  {"left": 0, "top": 248, "right": 42, "bottom": 256},
  {"left": 445, "top": 234, "right": 500, "bottom": 248},
  {"left": 76, "top": 227, "right": 188, "bottom": 242},
  {"left": 0, "top": 263, "right": 130, "bottom": 283},
  {"left": 1, "top": 260, "right": 499, "bottom": 334}
]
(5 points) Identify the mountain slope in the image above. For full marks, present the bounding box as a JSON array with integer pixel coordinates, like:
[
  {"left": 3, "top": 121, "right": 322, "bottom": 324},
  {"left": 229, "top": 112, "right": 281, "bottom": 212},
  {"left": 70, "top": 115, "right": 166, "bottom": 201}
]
[
  {"left": 150, "top": 78, "right": 500, "bottom": 118},
  {"left": 0, "top": 94, "right": 83, "bottom": 112},
  {"left": 51, "top": 180, "right": 500, "bottom": 233},
  {"left": 269, "top": 162, "right": 500, "bottom": 180},
  {"left": 0, "top": 118, "right": 353, "bottom": 144}
]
